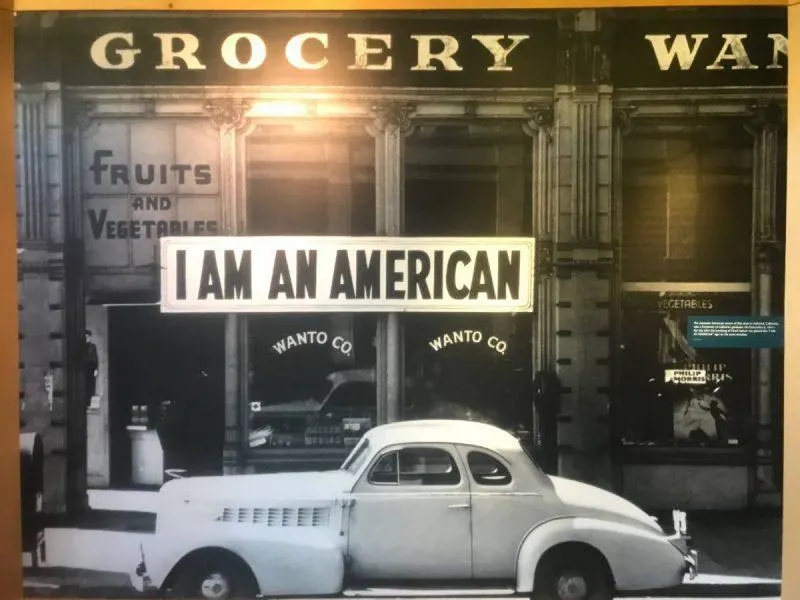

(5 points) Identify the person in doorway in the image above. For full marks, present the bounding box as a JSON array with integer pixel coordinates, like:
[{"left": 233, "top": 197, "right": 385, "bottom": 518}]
[
  {"left": 533, "top": 369, "right": 561, "bottom": 474},
  {"left": 83, "top": 330, "right": 99, "bottom": 409}
]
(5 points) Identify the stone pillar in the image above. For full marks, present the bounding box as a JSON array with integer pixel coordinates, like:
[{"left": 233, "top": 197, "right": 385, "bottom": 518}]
[
  {"left": 204, "top": 99, "right": 251, "bottom": 475},
  {"left": 60, "top": 96, "right": 93, "bottom": 514},
  {"left": 746, "top": 102, "right": 784, "bottom": 505},
  {"left": 551, "top": 10, "right": 614, "bottom": 488},
  {"left": 367, "top": 103, "right": 415, "bottom": 424},
  {"left": 524, "top": 106, "right": 556, "bottom": 373},
  {"left": 610, "top": 105, "right": 636, "bottom": 492}
]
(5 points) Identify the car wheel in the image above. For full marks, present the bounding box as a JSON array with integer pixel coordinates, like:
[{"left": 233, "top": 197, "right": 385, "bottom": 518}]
[
  {"left": 166, "top": 553, "right": 259, "bottom": 599},
  {"left": 532, "top": 546, "right": 613, "bottom": 600}
]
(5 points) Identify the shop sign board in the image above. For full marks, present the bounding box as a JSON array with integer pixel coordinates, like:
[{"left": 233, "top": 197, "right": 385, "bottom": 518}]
[
  {"left": 81, "top": 120, "right": 222, "bottom": 271},
  {"left": 15, "top": 14, "right": 787, "bottom": 89},
  {"left": 611, "top": 15, "right": 787, "bottom": 87},
  {"left": 160, "top": 236, "right": 535, "bottom": 313}
]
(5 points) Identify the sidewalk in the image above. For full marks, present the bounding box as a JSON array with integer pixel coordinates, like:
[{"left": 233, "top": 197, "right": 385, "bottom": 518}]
[
  {"left": 641, "top": 508, "right": 782, "bottom": 598},
  {"left": 687, "top": 509, "right": 782, "bottom": 581}
]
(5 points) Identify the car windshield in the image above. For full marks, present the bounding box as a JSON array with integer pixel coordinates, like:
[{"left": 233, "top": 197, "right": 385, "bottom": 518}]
[{"left": 340, "top": 437, "right": 371, "bottom": 474}]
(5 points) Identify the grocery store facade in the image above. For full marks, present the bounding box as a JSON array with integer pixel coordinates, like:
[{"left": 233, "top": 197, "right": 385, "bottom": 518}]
[{"left": 14, "top": 7, "right": 786, "bottom": 514}]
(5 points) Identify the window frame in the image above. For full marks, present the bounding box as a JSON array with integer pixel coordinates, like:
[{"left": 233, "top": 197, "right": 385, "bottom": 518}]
[
  {"left": 465, "top": 449, "right": 514, "bottom": 487},
  {"left": 363, "top": 444, "right": 464, "bottom": 488}
]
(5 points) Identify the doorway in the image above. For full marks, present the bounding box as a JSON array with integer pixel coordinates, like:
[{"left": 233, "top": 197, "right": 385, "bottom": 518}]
[{"left": 108, "top": 306, "right": 226, "bottom": 487}]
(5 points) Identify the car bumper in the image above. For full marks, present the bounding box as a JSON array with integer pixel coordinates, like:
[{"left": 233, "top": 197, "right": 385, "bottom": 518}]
[
  {"left": 130, "top": 557, "right": 159, "bottom": 596},
  {"left": 683, "top": 548, "right": 699, "bottom": 580},
  {"left": 665, "top": 510, "right": 698, "bottom": 582}
]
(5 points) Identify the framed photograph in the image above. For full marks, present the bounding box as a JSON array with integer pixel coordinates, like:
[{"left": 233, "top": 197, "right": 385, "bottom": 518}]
[{"left": 1, "top": 0, "right": 796, "bottom": 599}]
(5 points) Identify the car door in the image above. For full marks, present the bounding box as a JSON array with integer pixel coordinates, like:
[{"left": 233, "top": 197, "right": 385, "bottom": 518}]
[
  {"left": 346, "top": 443, "right": 472, "bottom": 581},
  {"left": 458, "top": 445, "right": 544, "bottom": 581}
]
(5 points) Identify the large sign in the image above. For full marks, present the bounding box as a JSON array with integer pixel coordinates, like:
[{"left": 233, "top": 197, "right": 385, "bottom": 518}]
[
  {"left": 612, "top": 16, "right": 787, "bottom": 87},
  {"left": 160, "top": 236, "right": 535, "bottom": 313},
  {"left": 81, "top": 120, "right": 221, "bottom": 271},
  {"left": 15, "top": 13, "right": 789, "bottom": 89},
  {"left": 48, "top": 16, "right": 558, "bottom": 88}
]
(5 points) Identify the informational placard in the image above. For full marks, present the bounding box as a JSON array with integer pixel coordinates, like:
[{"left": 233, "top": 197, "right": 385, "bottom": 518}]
[
  {"left": 160, "top": 236, "right": 535, "bottom": 313},
  {"left": 688, "top": 316, "right": 784, "bottom": 348}
]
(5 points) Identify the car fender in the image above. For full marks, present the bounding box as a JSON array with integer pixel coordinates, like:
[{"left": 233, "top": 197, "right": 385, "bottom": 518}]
[
  {"left": 515, "top": 517, "right": 687, "bottom": 593},
  {"left": 139, "top": 526, "right": 346, "bottom": 596}
]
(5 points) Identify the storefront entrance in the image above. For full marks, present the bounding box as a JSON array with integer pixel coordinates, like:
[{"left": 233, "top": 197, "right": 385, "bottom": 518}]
[{"left": 108, "top": 306, "right": 226, "bottom": 487}]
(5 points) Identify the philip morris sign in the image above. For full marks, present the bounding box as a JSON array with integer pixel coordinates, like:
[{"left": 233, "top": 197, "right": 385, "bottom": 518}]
[{"left": 160, "top": 236, "right": 535, "bottom": 313}]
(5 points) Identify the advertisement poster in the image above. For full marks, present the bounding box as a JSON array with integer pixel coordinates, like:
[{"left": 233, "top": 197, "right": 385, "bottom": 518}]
[{"left": 14, "top": 6, "right": 785, "bottom": 600}]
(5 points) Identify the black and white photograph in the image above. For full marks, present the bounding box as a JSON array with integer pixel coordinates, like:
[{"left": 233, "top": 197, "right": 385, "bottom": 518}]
[{"left": 14, "top": 6, "right": 786, "bottom": 600}]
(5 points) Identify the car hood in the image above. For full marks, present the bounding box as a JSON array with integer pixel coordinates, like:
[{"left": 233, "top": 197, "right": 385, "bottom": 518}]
[{"left": 548, "top": 475, "right": 662, "bottom": 533}]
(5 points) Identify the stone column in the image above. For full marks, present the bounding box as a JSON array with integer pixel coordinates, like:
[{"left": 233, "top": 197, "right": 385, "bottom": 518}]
[
  {"left": 524, "top": 105, "right": 555, "bottom": 373},
  {"left": 204, "top": 98, "right": 251, "bottom": 475},
  {"left": 610, "top": 105, "right": 636, "bottom": 492},
  {"left": 551, "top": 10, "right": 615, "bottom": 488},
  {"left": 60, "top": 97, "right": 94, "bottom": 514},
  {"left": 367, "top": 103, "right": 415, "bottom": 424},
  {"left": 746, "top": 102, "right": 784, "bottom": 505},
  {"left": 17, "top": 84, "right": 71, "bottom": 512}
]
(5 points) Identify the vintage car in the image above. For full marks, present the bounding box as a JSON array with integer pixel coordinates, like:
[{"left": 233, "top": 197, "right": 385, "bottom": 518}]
[{"left": 131, "top": 419, "right": 697, "bottom": 600}]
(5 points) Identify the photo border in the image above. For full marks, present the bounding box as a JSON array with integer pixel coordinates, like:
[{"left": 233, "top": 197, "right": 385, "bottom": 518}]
[{"left": 1, "top": 0, "right": 795, "bottom": 598}]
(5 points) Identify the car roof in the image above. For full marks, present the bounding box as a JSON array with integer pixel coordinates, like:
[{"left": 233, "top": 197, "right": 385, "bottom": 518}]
[{"left": 364, "top": 419, "right": 523, "bottom": 452}]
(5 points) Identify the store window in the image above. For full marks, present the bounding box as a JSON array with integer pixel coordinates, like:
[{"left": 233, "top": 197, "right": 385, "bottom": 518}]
[
  {"left": 621, "top": 119, "right": 753, "bottom": 282},
  {"left": 618, "top": 117, "right": 756, "bottom": 450},
  {"left": 402, "top": 123, "right": 534, "bottom": 436},
  {"left": 244, "top": 122, "right": 378, "bottom": 456},
  {"left": 618, "top": 292, "right": 752, "bottom": 448}
]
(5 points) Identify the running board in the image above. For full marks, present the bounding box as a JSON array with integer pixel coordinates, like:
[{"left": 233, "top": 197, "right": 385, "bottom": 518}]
[{"left": 343, "top": 588, "right": 518, "bottom": 597}]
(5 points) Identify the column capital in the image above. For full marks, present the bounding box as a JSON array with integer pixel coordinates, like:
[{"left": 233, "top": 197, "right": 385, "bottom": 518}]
[
  {"left": 745, "top": 101, "right": 785, "bottom": 137},
  {"left": 613, "top": 105, "right": 637, "bottom": 137},
  {"left": 204, "top": 98, "right": 252, "bottom": 133},
  {"left": 523, "top": 103, "right": 554, "bottom": 138},
  {"left": 368, "top": 102, "right": 417, "bottom": 136},
  {"left": 63, "top": 99, "right": 96, "bottom": 133}
]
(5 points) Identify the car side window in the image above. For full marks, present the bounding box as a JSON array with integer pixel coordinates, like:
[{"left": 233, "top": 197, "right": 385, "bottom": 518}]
[
  {"left": 467, "top": 451, "right": 512, "bottom": 486},
  {"left": 368, "top": 447, "right": 461, "bottom": 486}
]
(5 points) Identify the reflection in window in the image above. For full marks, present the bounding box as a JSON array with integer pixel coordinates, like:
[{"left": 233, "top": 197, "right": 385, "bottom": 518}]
[
  {"left": 369, "top": 448, "right": 461, "bottom": 486},
  {"left": 246, "top": 122, "right": 375, "bottom": 236},
  {"left": 621, "top": 120, "right": 753, "bottom": 282},
  {"left": 247, "top": 315, "right": 377, "bottom": 451},
  {"left": 404, "top": 314, "right": 532, "bottom": 434},
  {"left": 244, "top": 122, "right": 377, "bottom": 455},
  {"left": 405, "top": 122, "right": 531, "bottom": 237},
  {"left": 467, "top": 451, "right": 512, "bottom": 486}
]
